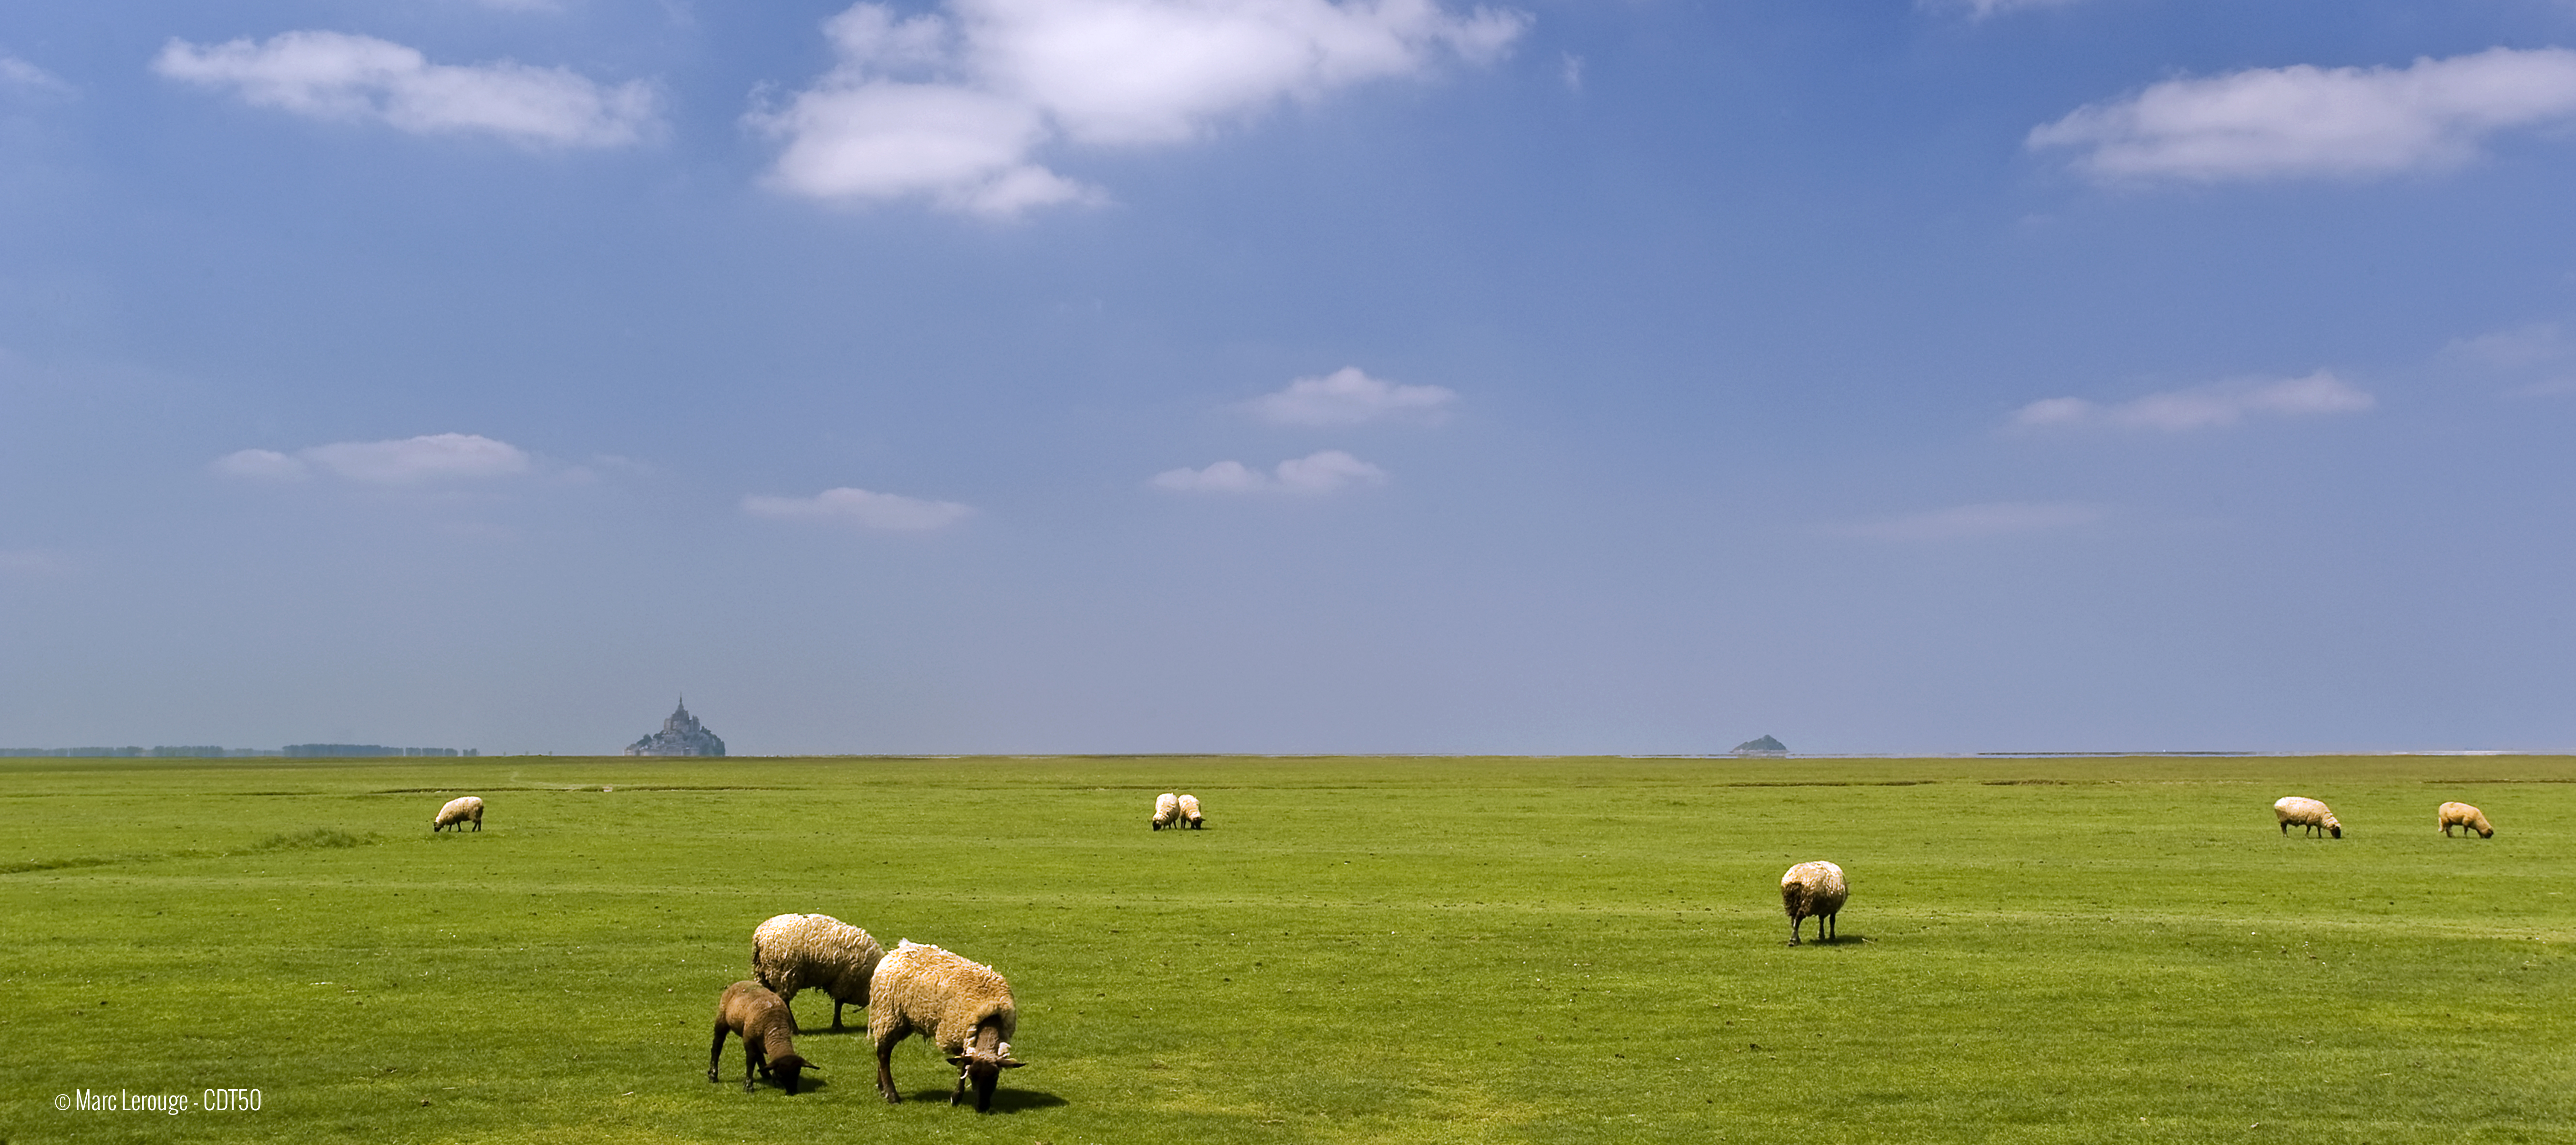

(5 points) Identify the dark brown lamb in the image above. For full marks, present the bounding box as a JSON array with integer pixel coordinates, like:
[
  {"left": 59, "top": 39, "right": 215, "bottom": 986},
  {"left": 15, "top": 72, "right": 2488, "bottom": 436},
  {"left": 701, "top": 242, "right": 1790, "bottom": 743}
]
[{"left": 709, "top": 980, "right": 813, "bottom": 1095}]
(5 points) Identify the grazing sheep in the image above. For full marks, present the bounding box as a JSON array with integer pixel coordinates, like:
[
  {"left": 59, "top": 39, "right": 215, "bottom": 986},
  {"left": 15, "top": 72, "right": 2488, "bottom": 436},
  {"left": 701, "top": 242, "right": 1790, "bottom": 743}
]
[
  {"left": 1781, "top": 861, "right": 1848, "bottom": 946},
  {"left": 708, "top": 980, "right": 814, "bottom": 1095},
  {"left": 752, "top": 913, "right": 886, "bottom": 1030},
  {"left": 1177, "top": 793, "right": 1204, "bottom": 830},
  {"left": 1151, "top": 793, "right": 1180, "bottom": 831},
  {"left": 2438, "top": 801, "right": 2495, "bottom": 838},
  {"left": 868, "top": 940, "right": 1025, "bottom": 1113},
  {"left": 2275, "top": 796, "right": 2342, "bottom": 839},
  {"left": 431, "top": 796, "right": 483, "bottom": 833}
]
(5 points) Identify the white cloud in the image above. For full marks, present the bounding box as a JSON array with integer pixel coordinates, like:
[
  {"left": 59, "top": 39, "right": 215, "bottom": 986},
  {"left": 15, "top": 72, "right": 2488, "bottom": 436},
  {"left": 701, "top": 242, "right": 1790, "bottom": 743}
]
[
  {"left": 2028, "top": 47, "right": 2576, "bottom": 182},
  {"left": 2009, "top": 371, "right": 2374, "bottom": 432},
  {"left": 1248, "top": 366, "right": 1457, "bottom": 426},
  {"left": 2445, "top": 321, "right": 2565, "bottom": 370},
  {"left": 2439, "top": 322, "right": 2576, "bottom": 396},
  {"left": 1153, "top": 449, "right": 1387, "bottom": 494},
  {"left": 742, "top": 486, "right": 976, "bottom": 530},
  {"left": 212, "top": 448, "right": 309, "bottom": 481},
  {"left": 153, "top": 31, "right": 655, "bottom": 148},
  {"left": 753, "top": 0, "right": 1528, "bottom": 215},
  {"left": 1824, "top": 501, "right": 2104, "bottom": 542},
  {"left": 1951, "top": 0, "right": 2085, "bottom": 17},
  {"left": 215, "top": 433, "right": 533, "bottom": 484},
  {"left": 0, "top": 55, "right": 71, "bottom": 94}
]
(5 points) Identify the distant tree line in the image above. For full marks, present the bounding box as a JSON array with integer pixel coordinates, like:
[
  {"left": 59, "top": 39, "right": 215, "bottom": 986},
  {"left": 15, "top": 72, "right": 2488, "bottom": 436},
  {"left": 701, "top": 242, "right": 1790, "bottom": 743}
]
[
  {"left": 0, "top": 745, "right": 478, "bottom": 758},
  {"left": 0, "top": 746, "right": 274, "bottom": 758},
  {"left": 282, "top": 745, "right": 476, "bottom": 757}
]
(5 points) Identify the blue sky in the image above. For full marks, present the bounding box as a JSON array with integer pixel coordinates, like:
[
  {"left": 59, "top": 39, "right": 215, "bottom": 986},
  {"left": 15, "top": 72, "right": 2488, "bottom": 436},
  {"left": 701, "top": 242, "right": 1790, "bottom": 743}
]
[{"left": 5, "top": 0, "right": 2576, "bottom": 754}]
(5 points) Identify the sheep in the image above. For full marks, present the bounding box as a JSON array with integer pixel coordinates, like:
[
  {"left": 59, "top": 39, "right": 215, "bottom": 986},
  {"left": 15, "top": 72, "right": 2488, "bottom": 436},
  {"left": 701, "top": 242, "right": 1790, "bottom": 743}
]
[
  {"left": 2275, "top": 796, "right": 2342, "bottom": 839},
  {"left": 752, "top": 913, "right": 886, "bottom": 1030},
  {"left": 431, "top": 796, "right": 483, "bottom": 833},
  {"left": 708, "top": 980, "right": 814, "bottom": 1095},
  {"left": 2438, "top": 801, "right": 2495, "bottom": 838},
  {"left": 868, "top": 940, "right": 1026, "bottom": 1113},
  {"left": 1780, "top": 861, "right": 1847, "bottom": 946},
  {"left": 1151, "top": 793, "right": 1180, "bottom": 831},
  {"left": 1176, "top": 793, "right": 1204, "bottom": 830}
]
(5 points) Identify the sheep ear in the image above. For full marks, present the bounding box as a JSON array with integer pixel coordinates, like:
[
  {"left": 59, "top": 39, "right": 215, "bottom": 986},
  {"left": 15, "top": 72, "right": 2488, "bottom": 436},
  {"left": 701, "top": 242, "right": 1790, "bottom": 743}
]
[
  {"left": 1000, "top": 1059, "right": 1028, "bottom": 1068},
  {"left": 946, "top": 1054, "right": 968, "bottom": 1067}
]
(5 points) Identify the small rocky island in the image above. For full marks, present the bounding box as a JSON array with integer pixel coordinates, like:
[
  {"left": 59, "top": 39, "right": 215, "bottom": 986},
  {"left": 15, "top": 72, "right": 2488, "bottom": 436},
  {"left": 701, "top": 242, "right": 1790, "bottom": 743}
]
[
  {"left": 624, "top": 698, "right": 727, "bottom": 757},
  {"left": 1732, "top": 735, "right": 1788, "bottom": 756}
]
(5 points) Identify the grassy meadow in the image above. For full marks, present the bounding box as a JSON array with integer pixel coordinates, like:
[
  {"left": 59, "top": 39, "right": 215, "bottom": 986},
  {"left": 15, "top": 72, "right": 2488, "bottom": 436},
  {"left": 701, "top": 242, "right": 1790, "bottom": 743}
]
[{"left": 2, "top": 753, "right": 2572, "bottom": 1144}]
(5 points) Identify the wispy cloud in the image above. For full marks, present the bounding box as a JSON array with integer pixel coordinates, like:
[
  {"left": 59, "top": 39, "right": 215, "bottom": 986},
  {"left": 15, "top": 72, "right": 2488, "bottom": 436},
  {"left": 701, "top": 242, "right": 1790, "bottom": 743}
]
[
  {"left": 1152, "top": 449, "right": 1387, "bottom": 494},
  {"left": 2009, "top": 371, "right": 2373, "bottom": 432},
  {"left": 0, "top": 548, "right": 75, "bottom": 575},
  {"left": 1248, "top": 366, "right": 1456, "bottom": 426},
  {"left": 1823, "top": 501, "right": 2104, "bottom": 542},
  {"left": 153, "top": 31, "right": 656, "bottom": 147},
  {"left": 1943, "top": 0, "right": 2086, "bottom": 18},
  {"left": 2440, "top": 321, "right": 2576, "bottom": 397},
  {"left": 2446, "top": 321, "right": 2566, "bottom": 370},
  {"left": 2029, "top": 47, "right": 2576, "bottom": 182},
  {"left": 742, "top": 486, "right": 976, "bottom": 530},
  {"left": 0, "top": 54, "right": 71, "bottom": 94},
  {"left": 751, "top": 0, "right": 1528, "bottom": 217},
  {"left": 214, "top": 433, "right": 533, "bottom": 483}
]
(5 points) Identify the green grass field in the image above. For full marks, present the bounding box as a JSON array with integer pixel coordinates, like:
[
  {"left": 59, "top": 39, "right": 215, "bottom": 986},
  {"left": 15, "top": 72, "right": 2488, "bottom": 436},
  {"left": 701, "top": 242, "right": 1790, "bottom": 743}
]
[{"left": 3, "top": 754, "right": 2571, "bottom": 1144}]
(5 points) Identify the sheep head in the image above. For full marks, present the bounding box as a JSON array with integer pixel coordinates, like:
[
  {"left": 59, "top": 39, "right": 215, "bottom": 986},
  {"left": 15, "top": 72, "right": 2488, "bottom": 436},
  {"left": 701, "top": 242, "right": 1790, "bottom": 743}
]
[
  {"left": 2324, "top": 815, "right": 2342, "bottom": 838},
  {"left": 771, "top": 1053, "right": 812, "bottom": 1096},
  {"left": 946, "top": 1040, "right": 1026, "bottom": 1112}
]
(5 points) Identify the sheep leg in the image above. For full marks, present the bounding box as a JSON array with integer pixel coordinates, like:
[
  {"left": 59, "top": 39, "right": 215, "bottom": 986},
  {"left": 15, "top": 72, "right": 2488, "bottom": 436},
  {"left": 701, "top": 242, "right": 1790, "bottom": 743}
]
[
  {"left": 833, "top": 999, "right": 847, "bottom": 1031},
  {"left": 1788, "top": 915, "right": 1802, "bottom": 946},
  {"left": 1825, "top": 912, "right": 1836, "bottom": 942},
  {"left": 744, "top": 1040, "right": 763, "bottom": 1092},
  {"left": 875, "top": 1036, "right": 903, "bottom": 1103},
  {"left": 708, "top": 1022, "right": 729, "bottom": 1083}
]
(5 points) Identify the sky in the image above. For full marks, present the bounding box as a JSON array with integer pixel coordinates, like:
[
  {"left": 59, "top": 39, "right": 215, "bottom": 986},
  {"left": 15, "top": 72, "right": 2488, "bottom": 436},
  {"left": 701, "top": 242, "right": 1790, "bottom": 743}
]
[{"left": 5, "top": 0, "right": 2576, "bottom": 756}]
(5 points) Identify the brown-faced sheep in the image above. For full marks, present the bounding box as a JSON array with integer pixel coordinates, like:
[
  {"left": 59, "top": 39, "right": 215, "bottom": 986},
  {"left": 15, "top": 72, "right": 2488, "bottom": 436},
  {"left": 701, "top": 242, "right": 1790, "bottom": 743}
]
[
  {"left": 2438, "top": 801, "right": 2495, "bottom": 838},
  {"left": 1177, "top": 793, "right": 1204, "bottom": 830},
  {"left": 1781, "top": 861, "right": 1847, "bottom": 945},
  {"left": 2275, "top": 796, "right": 2342, "bottom": 839},
  {"left": 431, "top": 796, "right": 483, "bottom": 833},
  {"left": 753, "top": 913, "right": 886, "bottom": 1031},
  {"left": 1151, "top": 793, "right": 1180, "bottom": 831},
  {"left": 868, "top": 940, "right": 1025, "bottom": 1112},
  {"left": 708, "top": 980, "right": 813, "bottom": 1095}
]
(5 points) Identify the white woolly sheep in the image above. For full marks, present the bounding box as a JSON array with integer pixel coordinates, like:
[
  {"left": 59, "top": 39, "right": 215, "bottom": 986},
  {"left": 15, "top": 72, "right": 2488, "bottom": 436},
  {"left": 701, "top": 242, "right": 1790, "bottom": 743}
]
[
  {"left": 2275, "top": 796, "right": 2342, "bottom": 839},
  {"left": 868, "top": 940, "right": 1026, "bottom": 1113},
  {"left": 1176, "top": 793, "right": 1204, "bottom": 830},
  {"left": 1151, "top": 793, "right": 1180, "bottom": 831},
  {"left": 752, "top": 912, "right": 886, "bottom": 1030},
  {"left": 431, "top": 796, "right": 483, "bottom": 833},
  {"left": 1781, "top": 861, "right": 1847, "bottom": 946},
  {"left": 2438, "top": 801, "right": 2495, "bottom": 838},
  {"left": 709, "top": 980, "right": 814, "bottom": 1095}
]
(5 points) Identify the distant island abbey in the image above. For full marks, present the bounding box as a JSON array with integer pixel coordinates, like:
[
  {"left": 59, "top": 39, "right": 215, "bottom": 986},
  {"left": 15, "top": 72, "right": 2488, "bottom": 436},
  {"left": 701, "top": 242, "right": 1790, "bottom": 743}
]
[{"left": 624, "top": 698, "right": 726, "bottom": 757}]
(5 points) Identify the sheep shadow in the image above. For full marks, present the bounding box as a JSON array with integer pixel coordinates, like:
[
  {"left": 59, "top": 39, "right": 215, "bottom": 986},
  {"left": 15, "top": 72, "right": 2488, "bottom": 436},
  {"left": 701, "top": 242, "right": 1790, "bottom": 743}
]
[
  {"left": 1785, "top": 933, "right": 1873, "bottom": 947},
  {"left": 889, "top": 1086, "right": 1069, "bottom": 1113},
  {"left": 712, "top": 1073, "right": 834, "bottom": 1097}
]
